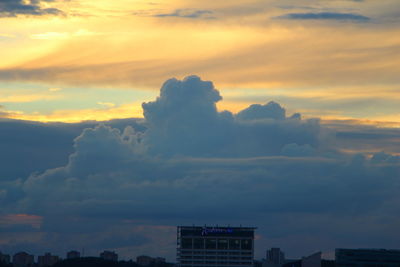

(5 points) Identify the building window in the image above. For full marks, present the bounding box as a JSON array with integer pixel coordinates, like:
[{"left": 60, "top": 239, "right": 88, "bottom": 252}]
[
  {"left": 205, "top": 239, "right": 217, "bottom": 249},
  {"left": 241, "top": 239, "right": 252, "bottom": 250},
  {"left": 194, "top": 238, "right": 204, "bottom": 249},
  {"left": 229, "top": 239, "right": 240, "bottom": 250},
  {"left": 182, "top": 238, "right": 193, "bottom": 249},
  {"left": 218, "top": 239, "right": 229, "bottom": 250}
]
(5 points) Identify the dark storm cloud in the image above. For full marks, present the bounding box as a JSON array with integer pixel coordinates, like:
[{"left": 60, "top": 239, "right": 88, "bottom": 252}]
[
  {"left": 2, "top": 76, "right": 400, "bottom": 259},
  {"left": 0, "top": 0, "right": 64, "bottom": 17},
  {"left": 17, "top": 121, "right": 398, "bottom": 220},
  {"left": 277, "top": 12, "right": 370, "bottom": 21},
  {"left": 154, "top": 9, "right": 214, "bottom": 19},
  {"left": 12, "top": 122, "right": 399, "bottom": 259},
  {"left": 0, "top": 118, "right": 144, "bottom": 182}
]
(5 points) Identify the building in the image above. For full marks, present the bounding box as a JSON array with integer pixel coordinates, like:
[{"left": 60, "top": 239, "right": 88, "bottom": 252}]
[
  {"left": 336, "top": 248, "right": 400, "bottom": 267},
  {"left": 136, "top": 255, "right": 153, "bottom": 266},
  {"left": 66, "top": 251, "right": 80, "bottom": 259},
  {"left": 100, "top": 251, "right": 118, "bottom": 262},
  {"left": 0, "top": 252, "right": 11, "bottom": 265},
  {"left": 264, "top": 248, "right": 285, "bottom": 266},
  {"left": 282, "top": 252, "right": 321, "bottom": 267},
  {"left": 177, "top": 225, "right": 256, "bottom": 267},
  {"left": 38, "top": 253, "right": 59, "bottom": 267},
  {"left": 137, "top": 255, "right": 154, "bottom": 266},
  {"left": 137, "top": 255, "right": 166, "bottom": 266},
  {"left": 12, "top": 252, "right": 34, "bottom": 267},
  {"left": 154, "top": 257, "right": 166, "bottom": 264}
]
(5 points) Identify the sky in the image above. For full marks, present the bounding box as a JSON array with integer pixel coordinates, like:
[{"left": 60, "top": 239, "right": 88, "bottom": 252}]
[{"left": 1, "top": 0, "right": 400, "bottom": 263}]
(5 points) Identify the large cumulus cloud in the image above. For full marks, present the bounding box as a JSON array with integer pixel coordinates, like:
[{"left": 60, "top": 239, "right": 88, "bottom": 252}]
[
  {"left": 1, "top": 76, "right": 400, "bottom": 260},
  {"left": 141, "top": 75, "right": 321, "bottom": 157}
]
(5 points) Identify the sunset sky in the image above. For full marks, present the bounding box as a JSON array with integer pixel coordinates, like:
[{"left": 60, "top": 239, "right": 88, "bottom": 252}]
[
  {"left": 1, "top": 0, "right": 400, "bottom": 123},
  {"left": 1, "top": 0, "right": 400, "bottom": 263}
]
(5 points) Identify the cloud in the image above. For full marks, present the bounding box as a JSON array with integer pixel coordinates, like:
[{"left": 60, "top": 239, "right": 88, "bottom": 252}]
[
  {"left": 2, "top": 76, "right": 400, "bottom": 260},
  {"left": 1, "top": 102, "right": 144, "bottom": 123},
  {"left": 236, "top": 101, "right": 286, "bottom": 121},
  {"left": 141, "top": 75, "right": 229, "bottom": 156},
  {"left": 0, "top": 93, "right": 60, "bottom": 103},
  {"left": 0, "top": 33, "right": 16, "bottom": 38},
  {"left": 0, "top": 21, "right": 399, "bottom": 93},
  {"left": 0, "top": 0, "right": 64, "bottom": 17},
  {"left": 97, "top": 102, "right": 115, "bottom": 108},
  {"left": 30, "top": 29, "right": 100, "bottom": 40},
  {"left": 0, "top": 118, "right": 144, "bottom": 182},
  {"left": 371, "top": 151, "right": 400, "bottom": 164},
  {"left": 328, "top": 121, "right": 400, "bottom": 155},
  {"left": 277, "top": 12, "right": 370, "bottom": 21},
  {"left": 281, "top": 143, "right": 315, "bottom": 157},
  {"left": 0, "top": 214, "right": 42, "bottom": 230},
  {"left": 154, "top": 9, "right": 214, "bottom": 19},
  {"left": 16, "top": 135, "right": 400, "bottom": 258},
  {"left": 141, "top": 76, "right": 321, "bottom": 157}
]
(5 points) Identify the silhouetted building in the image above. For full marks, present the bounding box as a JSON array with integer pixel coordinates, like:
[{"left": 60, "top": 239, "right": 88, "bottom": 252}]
[
  {"left": 12, "top": 252, "right": 34, "bottom": 267},
  {"left": 66, "top": 251, "right": 80, "bottom": 259},
  {"left": 177, "top": 225, "right": 256, "bottom": 267},
  {"left": 254, "top": 260, "right": 263, "bottom": 267},
  {"left": 336, "top": 248, "right": 400, "bottom": 266},
  {"left": 154, "top": 257, "right": 166, "bottom": 263},
  {"left": 38, "top": 253, "right": 59, "bottom": 267},
  {"left": 0, "top": 252, "right": 11, "bottom": 265},
  {"left": 136, "top": 256, "right": 153, "bottom": 266},
  {"left": 100, "top": 251, "right": 118, "bottom": 262},
  {"left": 321, "top": 260, "right": 335, "bottom": 267},
  {"left": 282, "top": 252, "right": 321, "bottom": 267},
  {"left": 264, "top": 248, "right": 285, "bottom": 266},
  {"left": 136, "top": 255, "right": 166, "bottom": 266}
]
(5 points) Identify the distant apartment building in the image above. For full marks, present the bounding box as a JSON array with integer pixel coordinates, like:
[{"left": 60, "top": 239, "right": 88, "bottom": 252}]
[
  {"left": 137, "top": 255, "right": 153, "bottom": 266},
  {"left": 264, "top": 248, "right": 285, "bottom": 267},
  {"left": 66, "top": 251, "right": 80, "bottom": 259},
  {"left": 177, "top": 225, "right": 256, "bottom": 267},
  {"left": 0, "top": 252, "right": 11, "bottom": 265},
  {"left": 137, "top": 255, "right": 166, "bottom": 266},
  {"left": 38, "top": 253, "right": 59, "bottom": 267},
  {"left": 336, "top": 248, "right": 400, "bottom": 267},
  {"left": 154, "top": 257, "right": 166, "bottom": 264},
  {"left": 12, "top": 252, "right": 34, "bottom": 267},
  {"left": 282, "top": 252, "right": 321, "bottom": 267},
  {"left": 100, "top": 251, "right": 118, "bottom": 262}
]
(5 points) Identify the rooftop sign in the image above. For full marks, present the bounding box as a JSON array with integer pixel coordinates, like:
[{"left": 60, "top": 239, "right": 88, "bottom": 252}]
[{"left": 202, "top": 227, "right": 233, "bottom": 236}]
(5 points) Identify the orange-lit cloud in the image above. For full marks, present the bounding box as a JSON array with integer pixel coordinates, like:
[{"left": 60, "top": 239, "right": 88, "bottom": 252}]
[
  {"left": 0, "top": 214, "right": 43, "bottom": 229},
  {"left": 0, "top": 0, "right": 399, "bottom": 124},
  {"left": 3, "top": 102, "right": 143, "bottom": 122},
  {"left": 0, "top": 93, "right": 61, "bottom": 103}
]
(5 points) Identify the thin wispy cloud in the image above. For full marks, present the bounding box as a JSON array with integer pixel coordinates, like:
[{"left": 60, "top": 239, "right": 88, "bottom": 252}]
[
  {"left": 154, "top": 9, "right": 214, "bottom": 19},
  {"left": 276, "top": 12, "right": 370, "bottom": 21}
]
